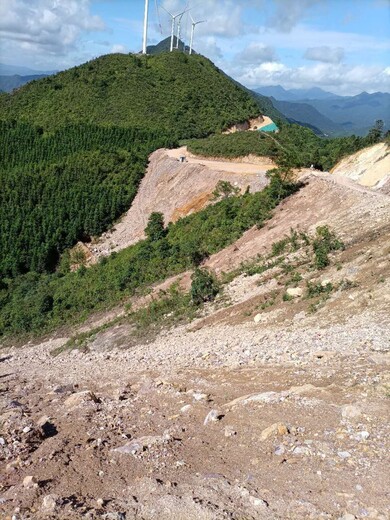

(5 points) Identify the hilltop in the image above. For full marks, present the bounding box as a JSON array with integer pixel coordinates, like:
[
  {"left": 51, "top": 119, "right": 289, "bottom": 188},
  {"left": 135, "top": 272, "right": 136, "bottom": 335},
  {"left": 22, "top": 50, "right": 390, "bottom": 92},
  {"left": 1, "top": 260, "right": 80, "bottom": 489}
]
[{"left": 0, "top": 52, "right": 271, "bottom": 138}]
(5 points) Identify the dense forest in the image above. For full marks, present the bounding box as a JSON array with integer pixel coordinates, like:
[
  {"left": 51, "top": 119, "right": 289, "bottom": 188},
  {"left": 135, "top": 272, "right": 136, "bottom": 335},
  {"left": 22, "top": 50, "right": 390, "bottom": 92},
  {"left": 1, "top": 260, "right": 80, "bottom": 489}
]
[
  {"left": 0, "top": 173, "right": 299, "bottom": 336},
  {"left": 0, "top": 53, "right": 268, "bottom": 138},
  {"left": 187, "top": 122, "right": 386, "bottom": 171},
  {"left": 0, "top": 121, "right": 176, "bottom": 277}
]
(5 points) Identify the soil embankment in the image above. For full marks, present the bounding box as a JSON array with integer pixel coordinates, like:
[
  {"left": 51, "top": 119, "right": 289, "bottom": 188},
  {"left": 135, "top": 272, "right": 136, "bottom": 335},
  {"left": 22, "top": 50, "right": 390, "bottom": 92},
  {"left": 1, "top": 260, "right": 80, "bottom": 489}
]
[
  {"left": 331, "top": 142, "right": 390, "bottom": 192},
  {"left": 92, "top": 148, "right": 275, "bottom": 257}
]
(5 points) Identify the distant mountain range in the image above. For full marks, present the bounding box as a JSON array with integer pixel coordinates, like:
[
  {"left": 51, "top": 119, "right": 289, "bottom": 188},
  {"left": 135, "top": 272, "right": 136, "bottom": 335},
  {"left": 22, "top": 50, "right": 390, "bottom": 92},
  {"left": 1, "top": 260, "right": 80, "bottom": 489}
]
[
  {"left": 0, "top": 62, "right": 57, "bottom": 76},
  {"left": 0, "top": 63, "right": 58, "bottom": 93},
  {"left": 255, "top": 85, "right": 342, "bottom": 102},
  {"left": 0, "top": 74, "right": 50, "bottom": 93},
  {"left": 254, "top": 85, "right": 390, "bottom": 136}
]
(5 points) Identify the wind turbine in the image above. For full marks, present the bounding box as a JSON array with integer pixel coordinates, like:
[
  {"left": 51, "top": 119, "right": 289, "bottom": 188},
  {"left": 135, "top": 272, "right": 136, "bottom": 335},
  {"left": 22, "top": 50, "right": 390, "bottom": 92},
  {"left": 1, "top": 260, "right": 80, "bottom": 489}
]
[
  {"left": 160, "top": 4, "right": 191, "bottom": 52},
  {"left": 189, "top": 14, "right": 206, "bottom": 55},
  {"left": 142, "top": 0, "right": 149, "bottom": 54}
]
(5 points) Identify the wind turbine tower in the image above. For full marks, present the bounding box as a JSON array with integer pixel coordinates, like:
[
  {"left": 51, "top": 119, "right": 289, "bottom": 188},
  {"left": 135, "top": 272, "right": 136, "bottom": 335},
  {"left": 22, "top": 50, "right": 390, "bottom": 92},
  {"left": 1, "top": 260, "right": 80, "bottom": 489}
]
[
  {"left": 142, "top": 0, "right": 149, "bottom": 54},
  {"left": 189, "top": 15, "right": 206, "bottom": 55},
  {"left": 161, "top": 5, "right": 191, "bottom": 52},
  {"left": 175, "top": 10, "right": 186, "bottom": 50}
]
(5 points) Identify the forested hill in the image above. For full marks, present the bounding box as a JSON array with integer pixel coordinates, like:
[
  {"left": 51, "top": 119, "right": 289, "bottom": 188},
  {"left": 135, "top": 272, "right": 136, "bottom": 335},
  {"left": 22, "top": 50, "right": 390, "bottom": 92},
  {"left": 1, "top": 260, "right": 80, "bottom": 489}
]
[{"left": 0, "top": 52, "right": 268, "bottom": 138}]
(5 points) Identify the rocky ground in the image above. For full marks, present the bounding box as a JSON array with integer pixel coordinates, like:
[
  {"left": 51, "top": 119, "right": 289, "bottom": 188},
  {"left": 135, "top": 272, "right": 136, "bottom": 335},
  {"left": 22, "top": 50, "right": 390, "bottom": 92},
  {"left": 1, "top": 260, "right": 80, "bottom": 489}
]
[{"left": 1, "top": 148, "right": 389, "bottom": 519}]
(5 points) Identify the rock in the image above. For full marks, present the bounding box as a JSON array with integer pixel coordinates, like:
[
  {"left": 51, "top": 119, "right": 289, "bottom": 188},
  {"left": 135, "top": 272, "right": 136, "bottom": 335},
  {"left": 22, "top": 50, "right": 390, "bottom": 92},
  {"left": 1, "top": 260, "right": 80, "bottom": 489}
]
[
  {"left": 286, "top": 287, "right": 303, "bottom": 298},
  {"left": 37, "top": 416, "right": 58, "bottom": 438},
  {"left": 249, "top": 495, "right": 268, "bottom": 508},
  {"left": 96, "top": 498, "right": 104, "bottom": 507},
  {"left": 354, "top": 431, "right": 369, "bottom": 441},
  {"left": 341, "top": 404, "right": 362, "bottom": 419},
  {"left": 37, "top": 415, "right": 51, "bottom": 427},
  {"left": 246, "top": 391, "right": 282, "bottom": 404},
  {"left": 253, "top": 314, "right": 262, "bottom": 323},
  {"left": 321, "top": 279, "right": 332, "bottom": 287},
  {"left": 338, "top": 451, "right": 351, "bottom": 459},
  {"left": 52, "top": 384, "right": 74, "bottom": 394},
  {"left": 180, "top": 404, "right": 191, "bottom": 413},
  {"left": 22, "top": 426, "right": 31, "bottom": 434},
  {"left": 114, "top": 434, "right": 171, "bottom": 455},
  {"left": 193, "top": 392, "right": 208, "bottom": 401},
  {"left": 274, "top": 445, "right": 285, "bottom": 456},
  {"left": 23, "top": 475, "right": 37, "bottom": 488},
  {"left": 41, "top": 494, "right": 59, "bottom": 513},
  {"left": 224, "top": 425, "right": 237, "bottom": 437},
  {"left": 260, "top": 422, "right": 289, "bottom": 441},
  {"left": 293, "top": 446, "right": 311, "bottom": 456},
  {"left": 339, "top": 514, "right": 356, "bottom": 520},
  {"left": 64, "top": 391, "right": 99, "bottom": 408},
  {"left": 204, "top": 409, "right": 224, "bottom": 425}
]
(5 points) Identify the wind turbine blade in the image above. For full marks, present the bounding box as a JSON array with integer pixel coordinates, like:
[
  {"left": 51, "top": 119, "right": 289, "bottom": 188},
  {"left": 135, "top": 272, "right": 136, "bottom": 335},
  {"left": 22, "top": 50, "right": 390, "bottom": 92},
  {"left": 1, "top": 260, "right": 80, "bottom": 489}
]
[{"left": 159, "top": 4, "right": 173, "bottom": 17}]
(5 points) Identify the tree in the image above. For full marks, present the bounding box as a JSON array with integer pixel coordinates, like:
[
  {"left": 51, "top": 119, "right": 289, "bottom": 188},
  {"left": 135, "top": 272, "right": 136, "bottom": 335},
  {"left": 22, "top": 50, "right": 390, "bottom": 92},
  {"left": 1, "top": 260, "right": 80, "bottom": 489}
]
[
  {"left": 367, "top": 120, "right": 384, "bottom": 144},
  {"left": 145, "top": 212, "right": 166, "bottom": 242},
  {"left": 190, "top": 267, "right": 219, "bottom": 305},
  {"left": 212, "top": 180, "right": 240, "bottom": 201}
]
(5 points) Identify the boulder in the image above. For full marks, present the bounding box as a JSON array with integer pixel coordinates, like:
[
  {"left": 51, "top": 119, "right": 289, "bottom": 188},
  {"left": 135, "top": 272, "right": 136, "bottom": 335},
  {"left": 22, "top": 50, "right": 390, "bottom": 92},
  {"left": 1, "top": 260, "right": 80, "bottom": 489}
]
[
  {"left": 64, "top": 391, "right": 99, "bottom": 408},
  {"left": 286, "top": 287, "right": 303, "bottom": 298}
]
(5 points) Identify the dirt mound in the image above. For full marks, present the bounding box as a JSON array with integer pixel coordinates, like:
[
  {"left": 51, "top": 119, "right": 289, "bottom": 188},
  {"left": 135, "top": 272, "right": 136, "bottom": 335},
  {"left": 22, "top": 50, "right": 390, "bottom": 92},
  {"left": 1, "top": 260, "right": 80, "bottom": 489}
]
[
  {"left": 92, "top": 148, "right": 273, "bottom": 257},
  {"left": 331, "top": 142, "right": 390, "bottom": 192}
]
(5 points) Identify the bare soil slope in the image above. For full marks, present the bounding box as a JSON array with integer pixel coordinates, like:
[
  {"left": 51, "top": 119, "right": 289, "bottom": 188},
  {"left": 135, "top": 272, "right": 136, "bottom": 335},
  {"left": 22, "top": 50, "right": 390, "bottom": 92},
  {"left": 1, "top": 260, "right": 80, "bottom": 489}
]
[
  {"left": 331, "top": 142, "right": 390, "bottom": 192},
  {"left": 92, "top": 149, "right": 274, "bottom": 257}
]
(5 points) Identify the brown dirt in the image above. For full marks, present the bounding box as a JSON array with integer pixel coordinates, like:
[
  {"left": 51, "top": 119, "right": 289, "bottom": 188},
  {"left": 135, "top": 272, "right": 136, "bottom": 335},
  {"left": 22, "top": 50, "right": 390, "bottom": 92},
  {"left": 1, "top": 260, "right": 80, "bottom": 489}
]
[
  {"left": 91, "top": 148, "right": 272, "bottom": 258},
  {"left": 331, "top": 142, "right": 390, "bottom": 191}
]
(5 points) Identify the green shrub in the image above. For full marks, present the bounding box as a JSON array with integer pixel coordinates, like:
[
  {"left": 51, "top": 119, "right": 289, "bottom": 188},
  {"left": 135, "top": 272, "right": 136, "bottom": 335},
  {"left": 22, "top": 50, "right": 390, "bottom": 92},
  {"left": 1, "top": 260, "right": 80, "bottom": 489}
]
[
  {"left": 145, "top": 212, "right": 166, "bottom": 242},
  {"left": 306, "top": 281, "right": 333, "bottom": 298},
  {"left": 313, "top": 226, "right": 344, "bottom": 269},
  {"left": 190, "top": 268, "right": 220, "bottom": 305},
  {"left": 212, "top": 180, "right": 240, "bottom": 200}
]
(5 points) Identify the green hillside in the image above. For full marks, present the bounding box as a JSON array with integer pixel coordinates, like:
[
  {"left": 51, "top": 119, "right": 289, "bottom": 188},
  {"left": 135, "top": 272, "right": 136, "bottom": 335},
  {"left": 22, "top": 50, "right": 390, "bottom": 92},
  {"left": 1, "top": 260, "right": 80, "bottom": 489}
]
[
  {"left": 0, "top": 121, "right": 175, "bottom": 278},
  {"left": 0, "top": 52, "right": 263, "bottom": 138},
  {"left": 187, "top": 122, "right": 381, "bottom": 171}
]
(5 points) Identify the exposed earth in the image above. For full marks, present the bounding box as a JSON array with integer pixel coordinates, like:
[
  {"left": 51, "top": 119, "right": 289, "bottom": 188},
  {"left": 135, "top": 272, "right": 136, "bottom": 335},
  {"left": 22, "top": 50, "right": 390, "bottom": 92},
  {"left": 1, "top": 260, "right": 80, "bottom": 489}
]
[{"left": 1, "top": 145, "right": 389, "bottom": 520}]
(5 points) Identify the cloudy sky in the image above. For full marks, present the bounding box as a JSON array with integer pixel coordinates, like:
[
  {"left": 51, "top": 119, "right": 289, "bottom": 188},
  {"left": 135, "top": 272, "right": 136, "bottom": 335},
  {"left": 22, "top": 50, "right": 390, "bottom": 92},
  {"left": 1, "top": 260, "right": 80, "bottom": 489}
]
[{"left": 1, "top": 0, "right": 389, "bottom": 95}]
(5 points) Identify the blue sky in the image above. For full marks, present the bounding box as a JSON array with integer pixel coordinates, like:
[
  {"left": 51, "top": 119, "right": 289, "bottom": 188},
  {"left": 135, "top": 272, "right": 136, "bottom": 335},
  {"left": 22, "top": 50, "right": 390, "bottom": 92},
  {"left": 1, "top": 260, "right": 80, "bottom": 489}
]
[{"left": 0, "top": 0, "right": 389, "bottom": 94}]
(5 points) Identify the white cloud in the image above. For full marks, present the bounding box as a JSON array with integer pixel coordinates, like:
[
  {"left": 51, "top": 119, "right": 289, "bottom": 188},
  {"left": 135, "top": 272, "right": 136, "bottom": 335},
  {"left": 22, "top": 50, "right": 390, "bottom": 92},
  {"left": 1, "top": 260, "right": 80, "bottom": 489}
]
[
  {"left": 160, "top": 0, "right": 246, "bottom": 40},
  {"left": 304, "top": 46, "right": 345, "bottom": 64},
  {"left": 235, "top": 61, "right": 390, "bottom": 95},
  {"left": 268, "top": 0, "right": 324, "bottom": 32},
  {"left": 111, "top": 44, "right": 127, "bottom": 54},
  {"left": 195, "top": 37, "right": 223, "bottom": 60},
  {"left": 0, "top": 0, "right": 105, "bottom": 56},
  {"left": 235, "top": 43, "right": 278, "bottom": 64}
]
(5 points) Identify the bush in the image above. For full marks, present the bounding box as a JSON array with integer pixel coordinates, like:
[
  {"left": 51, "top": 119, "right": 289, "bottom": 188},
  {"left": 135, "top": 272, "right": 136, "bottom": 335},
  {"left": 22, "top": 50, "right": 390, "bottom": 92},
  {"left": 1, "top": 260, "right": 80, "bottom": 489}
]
[
  {"left": 313, "top": 226, "right": 344, "bottom": 269},
  {"left": 212, "top": 180, "right": 240, "bottom": 200},
  {"left": 190, "top": 268, "right": 219, "bottom": 305},
  {"left": 145, "top": 212, "right": 166, "bottom": 242}
]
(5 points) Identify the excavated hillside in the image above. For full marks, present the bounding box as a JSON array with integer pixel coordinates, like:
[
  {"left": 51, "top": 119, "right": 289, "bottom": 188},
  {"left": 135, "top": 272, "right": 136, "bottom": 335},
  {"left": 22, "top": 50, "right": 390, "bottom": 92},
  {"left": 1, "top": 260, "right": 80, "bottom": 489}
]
[
  {"left": 92, "top": 148, "right": 276, "bottom": 257},
  {"left": 1, "top": 147, "right": 389, "bottom": 519},
  {"left": 331, "top": 142, "right": 390, "bottom": 193}
]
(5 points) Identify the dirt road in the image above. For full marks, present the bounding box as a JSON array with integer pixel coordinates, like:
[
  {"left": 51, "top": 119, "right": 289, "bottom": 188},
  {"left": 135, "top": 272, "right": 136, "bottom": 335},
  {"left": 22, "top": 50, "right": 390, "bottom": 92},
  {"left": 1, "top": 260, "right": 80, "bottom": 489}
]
[{"left": 166, "top": 146, "right": 276, "bottom": 173}]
